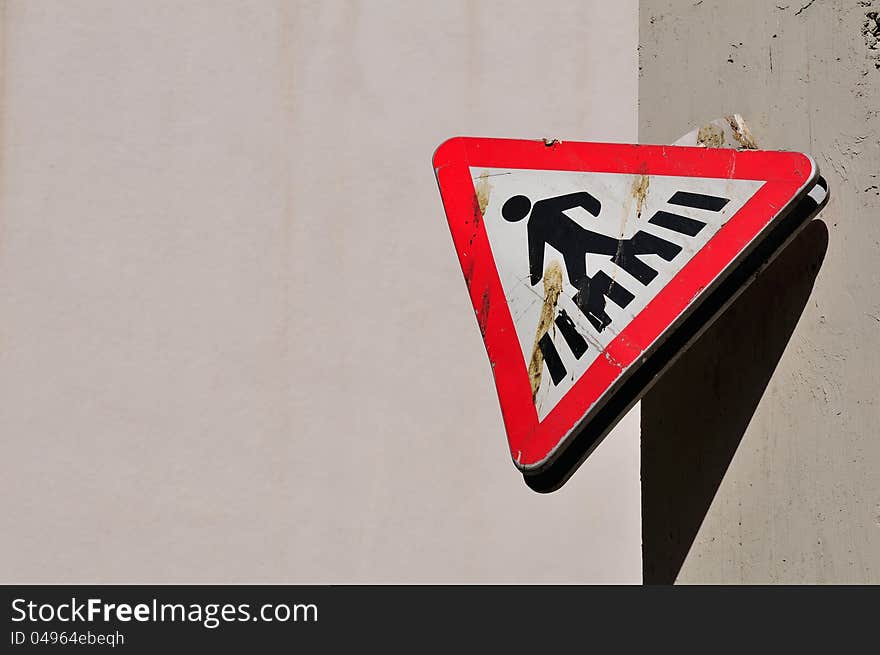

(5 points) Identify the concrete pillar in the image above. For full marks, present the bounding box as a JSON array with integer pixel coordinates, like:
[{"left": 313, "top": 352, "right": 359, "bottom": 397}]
[{"left": 640, "top": 0, "right": 880, "bottom": 583}]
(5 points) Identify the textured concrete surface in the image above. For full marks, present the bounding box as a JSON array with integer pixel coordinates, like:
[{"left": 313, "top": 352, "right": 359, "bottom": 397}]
[
  {"left": 640, "top": 0, "right": 880, "bottom": 583},
  {"left": 0, "top": 1, "right": 640, "bottom": 582}
]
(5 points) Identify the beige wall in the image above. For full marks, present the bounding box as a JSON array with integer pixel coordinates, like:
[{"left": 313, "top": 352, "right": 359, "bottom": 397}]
[
  {"left": 640, "top": 0, "right": 880, "bottom": 583},
  {"left": 0, "top": 1, "right": 640, "bottom": 582}
]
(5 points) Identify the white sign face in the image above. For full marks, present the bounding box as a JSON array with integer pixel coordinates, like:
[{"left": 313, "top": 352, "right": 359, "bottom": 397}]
[{"left": 471, "top": 167, "right": 764, "bottom": 419}]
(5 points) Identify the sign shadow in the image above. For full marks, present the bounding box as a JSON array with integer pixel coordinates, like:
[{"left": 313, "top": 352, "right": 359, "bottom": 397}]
[{"left": 641, "top": 218, "right": 829, "bottom": 584}]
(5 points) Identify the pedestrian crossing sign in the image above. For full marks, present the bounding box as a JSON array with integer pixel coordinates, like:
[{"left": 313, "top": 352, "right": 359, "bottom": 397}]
[{"left": 433, "top": 136, "right": 824, "bottom": 491}]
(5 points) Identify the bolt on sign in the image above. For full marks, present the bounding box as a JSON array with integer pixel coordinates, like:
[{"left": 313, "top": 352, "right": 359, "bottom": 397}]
[{"left": 433, "top": 137, "right": 828, "bottom": 492}]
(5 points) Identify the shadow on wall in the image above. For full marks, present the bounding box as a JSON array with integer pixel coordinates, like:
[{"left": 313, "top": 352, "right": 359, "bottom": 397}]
[{"left": 641, "top": 219, "right": 829, "bottom": 585}]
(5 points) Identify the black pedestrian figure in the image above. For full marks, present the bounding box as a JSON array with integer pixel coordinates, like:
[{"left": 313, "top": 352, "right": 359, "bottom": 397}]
[{"left": 502, "top": 191, "right": 681, "bottom": 333}]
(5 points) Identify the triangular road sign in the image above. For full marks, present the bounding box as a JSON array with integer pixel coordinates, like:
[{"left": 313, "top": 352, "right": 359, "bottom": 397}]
[{"left": 433, "top": 137, "right": 825, "bottom": 491}]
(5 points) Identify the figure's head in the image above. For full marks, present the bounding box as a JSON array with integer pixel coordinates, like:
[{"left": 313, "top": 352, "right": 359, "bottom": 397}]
[{"left": 501, "top": 195, "right": 531, "bottom": 222}]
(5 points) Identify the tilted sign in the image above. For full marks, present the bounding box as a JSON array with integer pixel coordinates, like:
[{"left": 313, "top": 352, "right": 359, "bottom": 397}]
[{"left": 433, "top": 137, "right": 827, "bottom": 491}]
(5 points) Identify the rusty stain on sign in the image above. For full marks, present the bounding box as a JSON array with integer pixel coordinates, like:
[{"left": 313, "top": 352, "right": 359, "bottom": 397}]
[
  {"left": 697, "top": 124, "right": 725, "bottom": 147},
  {"left": 675, "top": 113, "right": 759, "bottom": 150},
  {"left": 476, "top": 285, "right": 491, "bottom": 337},
  {"left": 725, "top": 114, "right": 758, "bottom": 149},
  {"left": 632, "top": 174, "right": 650, "bottom": 218},
  {"left": 527, "top": 261, "right": 563, "bottom": 401},
  {"left": 475, "top": 172, "right": 492, "bottom": 216}
]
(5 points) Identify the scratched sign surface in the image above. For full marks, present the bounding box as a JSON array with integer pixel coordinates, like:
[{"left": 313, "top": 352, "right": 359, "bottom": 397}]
[{"left": 434, "top": 137, "right": 818, "bottom": 480}]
